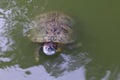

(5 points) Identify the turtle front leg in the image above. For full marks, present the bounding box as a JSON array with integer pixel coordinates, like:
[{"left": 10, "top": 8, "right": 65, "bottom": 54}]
[
  {"left": 34, "top": 44, "right": 42, "bottom": 62},
  {"left": 56, "top": 43, "right": 64, "bottom": 52}
]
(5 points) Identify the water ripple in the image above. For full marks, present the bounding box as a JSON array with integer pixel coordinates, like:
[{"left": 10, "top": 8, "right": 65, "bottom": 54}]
[{"left": 0, "top": 10, "right": 15, "bottom": 53}]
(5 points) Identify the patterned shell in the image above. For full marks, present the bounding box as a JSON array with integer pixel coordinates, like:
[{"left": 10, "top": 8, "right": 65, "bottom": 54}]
[{"left": 27, "top": 12, "right": 74, "bottom": 44}]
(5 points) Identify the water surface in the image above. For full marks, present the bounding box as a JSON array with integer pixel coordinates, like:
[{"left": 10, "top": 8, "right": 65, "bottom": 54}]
[{"left": 0, "top": 0, "right": 120, "bottom": 80}]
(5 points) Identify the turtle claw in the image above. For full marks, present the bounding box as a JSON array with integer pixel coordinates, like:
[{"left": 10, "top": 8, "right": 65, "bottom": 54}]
[
  {"left": 56, "top": 47, "right": 62, "bottom": 52},
  {"left": 35, "top": 57, "right": 39, "bottom": 62},
  {"left": 35, "top": 51, "right": 40, "bottom": 62}
]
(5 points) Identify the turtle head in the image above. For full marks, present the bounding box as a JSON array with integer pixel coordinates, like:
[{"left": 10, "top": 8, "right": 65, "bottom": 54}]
[{"left": 43, "top": 42, "right": 57, "bottom": 55}]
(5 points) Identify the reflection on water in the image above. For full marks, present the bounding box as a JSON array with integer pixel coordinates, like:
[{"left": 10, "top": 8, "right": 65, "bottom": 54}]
[
  {"left": 0, "top": 9, "right": 15, "bottom": 53},
  {"left": 0, "top": 64, "right": 85, "bottom": 80},
  {"left": 43, "top": 53, "right": 91, "bottom": 77},
  {"left": 0, "top": 52, "right": 90, "bottom": 80},
  {"left": 0, "top": 8, "right": 15, "bottom": 64}
]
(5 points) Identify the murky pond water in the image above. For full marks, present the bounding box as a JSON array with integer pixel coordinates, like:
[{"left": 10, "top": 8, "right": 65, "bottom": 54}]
[{"left": 0, "top": 0, "right": 120, "bottom": 80}]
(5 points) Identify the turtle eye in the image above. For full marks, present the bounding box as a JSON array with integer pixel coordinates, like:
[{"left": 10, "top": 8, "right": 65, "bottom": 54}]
[{"left": 44, "top": 46, "right": 49, "bottom": 50}]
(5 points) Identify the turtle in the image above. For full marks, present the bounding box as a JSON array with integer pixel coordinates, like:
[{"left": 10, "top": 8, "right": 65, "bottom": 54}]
[{"left": 27, "top": 12, "right": 75, "bottom": 61}]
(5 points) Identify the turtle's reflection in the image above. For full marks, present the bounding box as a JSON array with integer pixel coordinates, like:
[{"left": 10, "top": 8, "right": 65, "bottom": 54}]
[{"left": 42, "top": 52, "right": 91, "bottom": 77}]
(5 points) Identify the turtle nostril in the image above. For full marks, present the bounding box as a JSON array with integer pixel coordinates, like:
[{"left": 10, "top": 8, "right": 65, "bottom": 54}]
[{"left": 48, "top": 47, "right": 55, "bottom": 51}]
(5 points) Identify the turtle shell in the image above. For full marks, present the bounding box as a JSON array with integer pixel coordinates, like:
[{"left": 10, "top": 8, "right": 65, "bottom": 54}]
[{"left": 27, "top": 12, "right": 74, "bottom": 44}]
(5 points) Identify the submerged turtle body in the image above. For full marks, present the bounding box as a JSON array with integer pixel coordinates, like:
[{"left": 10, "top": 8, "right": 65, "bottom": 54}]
[{"left": 27, "top": 12, "right": 74, "bottom": 44}]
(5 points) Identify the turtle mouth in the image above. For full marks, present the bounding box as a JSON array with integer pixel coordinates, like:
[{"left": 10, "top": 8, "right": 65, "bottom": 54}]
[{"left": 43, "top": 42, "right": 57, "bottom": 55}]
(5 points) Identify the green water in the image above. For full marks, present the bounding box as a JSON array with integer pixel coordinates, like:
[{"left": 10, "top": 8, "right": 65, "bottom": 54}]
[{"left": 0, "top": 0, "right": 120, "bottom": 80}]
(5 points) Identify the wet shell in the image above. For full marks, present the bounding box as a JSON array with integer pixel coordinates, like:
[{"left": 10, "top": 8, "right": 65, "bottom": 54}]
[{"left": 27, "top": 12, "right": 74, "bottom": 44}]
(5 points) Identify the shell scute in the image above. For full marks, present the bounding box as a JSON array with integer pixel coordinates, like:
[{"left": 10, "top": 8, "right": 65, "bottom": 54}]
[{"left": 27, "top": 12, "right": 74, "bottom": 44}]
